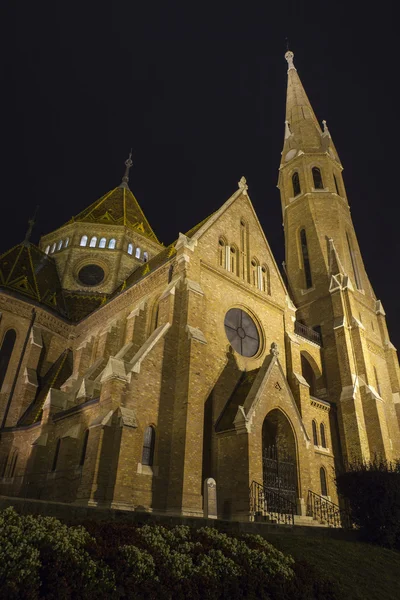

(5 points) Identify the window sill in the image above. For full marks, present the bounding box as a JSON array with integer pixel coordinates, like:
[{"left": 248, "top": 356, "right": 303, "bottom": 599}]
[
  {"left": 300, "top": 286, "right": 315, "bottom": 295},
  {"left": 137, "top": 463, "right": 159, "bottom": 476},
  {"left": 311, "top": 188, "right": 329, "bottom": 193}
]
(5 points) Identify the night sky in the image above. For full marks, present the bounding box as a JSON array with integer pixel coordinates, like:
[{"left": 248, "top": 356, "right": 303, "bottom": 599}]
[{"left": 1, "top": 3, "right": 399, "bottom": 348}]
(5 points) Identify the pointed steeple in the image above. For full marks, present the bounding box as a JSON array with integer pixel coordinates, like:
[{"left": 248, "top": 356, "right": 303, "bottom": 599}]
[{"left": 283, "top": 50, "right": 322, "bottom": 152}]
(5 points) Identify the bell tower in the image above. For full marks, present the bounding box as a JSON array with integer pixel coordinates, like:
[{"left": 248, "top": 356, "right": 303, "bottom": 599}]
[{"left": 278, "top": 51, "right": 400, "bottom": 464}]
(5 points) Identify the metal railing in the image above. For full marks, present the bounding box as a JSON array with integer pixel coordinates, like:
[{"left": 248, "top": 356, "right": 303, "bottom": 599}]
[
  {"left": 250, "top": 480, "right": 295, "bottom": 525},
  {"left": 307, "top": 489, "right": 352, "bottom": 528},
  {"left": 294, "top": 321, "right": 322, "bottom": 346}
]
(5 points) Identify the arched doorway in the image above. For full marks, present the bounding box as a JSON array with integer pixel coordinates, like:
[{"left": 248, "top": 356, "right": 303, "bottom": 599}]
[{"left": 262, "top": 409, "right": 298, "bottom": 506}]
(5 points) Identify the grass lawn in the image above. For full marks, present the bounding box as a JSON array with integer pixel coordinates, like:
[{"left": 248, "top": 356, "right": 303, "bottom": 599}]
[{"left": 264, "top": 532, "right": 400, "bottom": 600}]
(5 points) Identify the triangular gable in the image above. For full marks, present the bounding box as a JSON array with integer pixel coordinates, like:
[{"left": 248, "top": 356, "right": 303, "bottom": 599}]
[{"left": 190, "top": 182, "right": 289, "bottom": 297}]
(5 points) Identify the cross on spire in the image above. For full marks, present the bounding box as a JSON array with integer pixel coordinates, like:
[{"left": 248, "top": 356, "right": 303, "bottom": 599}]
[
  {"left": 120, "top": 150, "right": 133, "bottom": 188},
  {"left": 23, "top": 206, "right": 39, "bottom": 246}
]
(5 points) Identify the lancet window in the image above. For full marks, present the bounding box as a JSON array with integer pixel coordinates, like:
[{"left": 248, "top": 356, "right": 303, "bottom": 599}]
[
  {"left": 80, "top": 235, "right": 88, "bottom": 247},
  {"left": 218, "top": 238, "right": 226, "bottom": 268},
  {"left": 320, "top": 423, "right": 327, "bottom": 448},
  {"left": 135, "top": 247, "right": 141, "bottom": 259},
  {"left": 0, "top": 329, "right": 17, "bottom": 391},
  {"left": 79, "top": 430, "right": 89, "bottom": 466},
  {"left": 230, "top": 245, "right": 239, "bottom": 275},
  {"left": 127, "top": 243, "right": 133, "bottom": 255},
  {"left": 108, "top": 238, "right": 116, "bottom": 249},
  {"left": 99, "top": 237, "right": 106, "bottom": 248},
  {"left": 333, "top": 174, "right": 340, "bottom": 195},
  {"left": 320, "top": 467, "right": 328, "bottom": 496},
  {"left": 292, "top": 171, "right": 301, "bottom": 196},
  {"left": 251, "top": 258, "right": 259, "bottom": 287},
  {"left": 142, "top": 426, "right": 155, "bottom": 466},
  {"left": 143, "top": 252, "right": 148, "bottom": 262},
  {"left": 312, "top": 420, "right": 318, "bottom": 446},
  {"left": 312, "top": 167, "right": 324, "bottom": 189},
  {"left": 300, "top": 228, "right": 312, "bottom": 289},
  {"left": 51, "top": 439, "right": 61, "bottom": 472},
  {"left": 89, "top": 236, "right": 97, "bottom": 248}
]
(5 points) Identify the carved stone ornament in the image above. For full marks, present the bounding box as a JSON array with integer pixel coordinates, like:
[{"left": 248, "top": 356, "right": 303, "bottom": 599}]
[
  {"left": 238, "top": 176, "right": 248, "bottom": 191},
  {"left": 270, "top": 342, "right": 279, "bottom": 356}
]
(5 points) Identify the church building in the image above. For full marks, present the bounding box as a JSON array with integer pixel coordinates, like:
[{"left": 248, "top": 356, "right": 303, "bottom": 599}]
[{"left": 0, "top": 51, "right": 399, "bottom": 522}]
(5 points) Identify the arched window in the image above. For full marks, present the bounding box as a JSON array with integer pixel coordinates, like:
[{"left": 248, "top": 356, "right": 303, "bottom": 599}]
[
  {"left": 374, "top": 366, "right": 381, "bottom": 396},
  {"left": 333, "top": 174, "right": 340, "bottom": 195},
  {"left": 312, "top": 167, "right": 324, "bottom": 189},
  {"left": 89, "top": 236, "right": 97, "bottom": 248},
  {"left": 300, "top": 229, "right": 312, "bottom": 289},
  {"left": 312, "top": 420, "right": 319, "bottom": 446},
  {"left": 80, "top": 235, "right": 88, "bottom": 247},
  {"left": 79, "top": 430, "right": 89, "bottom": 466},
  {"left": 51, "top": 439, "right": 61, "bottom": 472},
  {"left": 57, "top": 240, "right": 63, "bottom": 251},
  {"left": 346, "top": 233, "right": 362, "bottom": 290},
  {"left": 45, "top": 246, "right": 50, "bottom": 254},
  {"left": 99, "top": 237, "right": 106, "bottom": 248},
  {"left": 143, "top": 252, "right": 148, "bottom": 263},
  {"left": 230, "top": 246, "right": 238, "bottom": 275},
  {"left": 320, "top": 423, "right": 327, "bottom": 448},
  {"left": 218, "top": 238, "right": 226, "bottom": 268},
  {"left": 251, "top": 258, "right": 259, "bottom": 287},
  {"left": 9, "top": 449, "right": 18, "bottom": 478},
  {"left": 0, "top": 329, "right": 17, "bottom": 391},
  {"left": 65, "top": 238, "right": 70, "bottom": 248},
  {"left": 135, "top": 247, "right": 141, "bottom": 259},
  {"left": 127, "top": 243, "right": 133, "bottom": 255},
  {"left": 260, "top": 265, "right": 271, "bottom": 295},
  {"left": 142, "top": 426, "right": 155, "bottom": 466},
  {"left": 240, "top": 221, "right": 247, "bottom": 280},
  {"left": 301, "top": 353, "right": 317, "bottom": 397},
  {"left": 292, "top": 172, "right": 301, "bottom": 196},
  {"left": 50, "top": 243, "right": 56, "bottom": 254},
  {"left": 320, "top": 467, "right": 328, "bottom": 496},
  {"left": 108, "top": 238, "right": 116, "bottom": 249}
]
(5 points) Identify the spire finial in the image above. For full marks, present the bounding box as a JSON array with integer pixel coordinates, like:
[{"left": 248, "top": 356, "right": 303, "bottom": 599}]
[
  {"left": 23, "top": 206, "right": 39, "bottom": 246},
  {"left": 285, "top": 50, "right": 296, "bottom": 71},
  {"left": 322, "top": 120, "right": 330, "bottom": 134},
  {"left": 121, "top": 149, "right": 133, "bottom": 188},
  {"left": 238, "top": 176, "right": 248, "bottom": 193}
]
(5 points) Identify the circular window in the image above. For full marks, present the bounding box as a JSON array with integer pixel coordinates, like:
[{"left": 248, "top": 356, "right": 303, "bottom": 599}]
[
  {"left": 78, "top": 264, "right": 105, "bottom": 286},
  {"left": 224, "top": 308, "right": 260, "bottom": 357}
]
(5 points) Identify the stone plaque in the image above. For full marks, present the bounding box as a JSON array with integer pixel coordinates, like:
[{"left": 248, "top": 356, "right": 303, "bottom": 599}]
[{"left": 203, "top": 477, "right": 217, "bottom": 519}]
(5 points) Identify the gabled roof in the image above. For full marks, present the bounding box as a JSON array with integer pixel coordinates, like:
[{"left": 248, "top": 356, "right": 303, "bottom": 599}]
[
  {"left": 0, "top": 242, "right": 67, "bottom": 315},
  {"left": 68, "top": 186, "right": 159, "bottom": 243}
]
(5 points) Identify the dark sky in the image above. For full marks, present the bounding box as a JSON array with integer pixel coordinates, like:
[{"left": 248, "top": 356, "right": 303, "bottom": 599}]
[{"left": 1, "top": 2, "right": 399, "bottom": 348}]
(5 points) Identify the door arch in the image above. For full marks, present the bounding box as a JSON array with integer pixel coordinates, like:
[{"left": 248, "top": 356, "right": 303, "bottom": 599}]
[{"left": 262, "top": 409, "right": 298, "bottom": 506}]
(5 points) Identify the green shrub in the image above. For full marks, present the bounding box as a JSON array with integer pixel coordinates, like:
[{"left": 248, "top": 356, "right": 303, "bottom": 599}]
[
  {"left": 336, "top": 458, "right": 400, "bottom": 549},
  {"left": 0, "top": 507, "right": 115, "bottom": 600},
  {"left": 0, "top": 510, "right": 347, "bottom": 599}
]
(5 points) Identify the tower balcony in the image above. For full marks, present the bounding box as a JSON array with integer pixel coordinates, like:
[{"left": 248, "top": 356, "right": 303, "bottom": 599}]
[{"left": 294, "top": 321, "right": 322, "bottom": 346}]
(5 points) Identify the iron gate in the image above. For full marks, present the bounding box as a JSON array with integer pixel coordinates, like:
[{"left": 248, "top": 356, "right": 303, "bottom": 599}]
[{"left": 262, "top": 445, "right": 297, "bottom": 508}]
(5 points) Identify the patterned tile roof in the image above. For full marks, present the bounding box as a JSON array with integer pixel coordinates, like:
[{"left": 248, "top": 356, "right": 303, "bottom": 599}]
[
  {"left": 0, "top": 242, "right": 67, "bottom": 315},
  {"left": 68, "top": 186, "right": 159, "bottom": 243}
]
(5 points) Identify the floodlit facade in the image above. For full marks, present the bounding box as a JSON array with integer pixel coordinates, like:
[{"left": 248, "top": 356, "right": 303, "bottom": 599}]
[{"left": 0, "top": 52, "right": 399, "bottom": 522}]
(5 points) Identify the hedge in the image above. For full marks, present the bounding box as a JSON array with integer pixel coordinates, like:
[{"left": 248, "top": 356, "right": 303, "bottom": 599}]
[
  {"left": 0, "top": 508, "right": 346, "bottom": 599},
  {"left": 336, "top": 458, "right": 400, "bottom": 549}
]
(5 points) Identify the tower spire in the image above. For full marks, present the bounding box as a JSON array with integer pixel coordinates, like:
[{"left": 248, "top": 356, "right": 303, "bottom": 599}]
[
  {"left": 283, "top": 50, "right": 322, "bottom": 152},
  {"left": 120, "top": 150, "right": 133, "bottom": 189}
]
